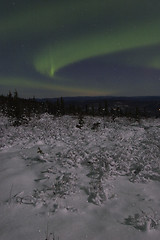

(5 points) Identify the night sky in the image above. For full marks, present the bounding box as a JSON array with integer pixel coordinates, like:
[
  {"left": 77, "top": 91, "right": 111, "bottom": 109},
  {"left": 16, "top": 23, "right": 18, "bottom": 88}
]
[{"left": 0, "top": 0, "right": 160, "bottom": 98}]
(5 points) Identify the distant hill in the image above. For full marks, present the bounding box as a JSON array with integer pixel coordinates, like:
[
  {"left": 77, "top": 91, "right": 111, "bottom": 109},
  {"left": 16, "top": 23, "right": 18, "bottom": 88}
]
[
  {"left": 37, "top": 96, "right": 160, "bottom": 117},
  {"left": 37, "top": 96, "right": 160, "bottom": 103}
]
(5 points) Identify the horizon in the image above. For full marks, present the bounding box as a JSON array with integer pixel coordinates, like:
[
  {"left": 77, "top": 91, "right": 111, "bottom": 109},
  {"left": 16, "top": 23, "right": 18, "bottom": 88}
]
[{"left": 1, "top": 90, "right": 160, "bottom": 100}]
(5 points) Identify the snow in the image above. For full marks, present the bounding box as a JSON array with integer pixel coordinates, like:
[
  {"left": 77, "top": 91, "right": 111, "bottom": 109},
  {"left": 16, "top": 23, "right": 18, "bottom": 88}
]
[{"left": 0, "top": 114, "right": 160, "bottom": 240}]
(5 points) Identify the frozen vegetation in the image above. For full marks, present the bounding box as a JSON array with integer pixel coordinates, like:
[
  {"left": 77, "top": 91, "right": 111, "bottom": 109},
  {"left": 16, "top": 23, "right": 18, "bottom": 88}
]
[{"left": 0, "top": 114, "right": 160, "bottom": 240}]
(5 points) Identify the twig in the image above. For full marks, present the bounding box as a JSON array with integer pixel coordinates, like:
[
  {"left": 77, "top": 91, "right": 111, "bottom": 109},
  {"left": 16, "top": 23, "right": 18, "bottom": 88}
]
[{"left": 9, "top": 184, "right": 13, "bottom": 204}]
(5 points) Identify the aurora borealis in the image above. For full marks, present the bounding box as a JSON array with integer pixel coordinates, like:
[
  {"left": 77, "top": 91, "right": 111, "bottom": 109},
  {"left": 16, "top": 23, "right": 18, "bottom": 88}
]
[{"left": 0, "top": 0, "right": 160, "bottom": 97}]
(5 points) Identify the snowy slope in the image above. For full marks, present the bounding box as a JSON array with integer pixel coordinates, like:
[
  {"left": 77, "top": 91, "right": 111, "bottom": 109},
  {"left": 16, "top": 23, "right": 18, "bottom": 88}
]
[{"left": 0, "top": 114, "right": 160, "bottom": 240}]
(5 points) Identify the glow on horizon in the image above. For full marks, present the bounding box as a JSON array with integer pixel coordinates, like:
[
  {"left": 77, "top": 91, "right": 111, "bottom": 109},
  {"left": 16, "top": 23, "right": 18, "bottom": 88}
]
[{"left": 0, "top": 76, "right": 114, "bottom": 97}]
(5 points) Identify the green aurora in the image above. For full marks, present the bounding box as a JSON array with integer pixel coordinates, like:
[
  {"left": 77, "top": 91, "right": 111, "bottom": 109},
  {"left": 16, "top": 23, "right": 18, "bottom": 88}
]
[
  {"left": 34, "top": 17, "right": 160, "bottom": 77},
  {"left": 0, "top": 0, "right": 160, "bottom": 97}
]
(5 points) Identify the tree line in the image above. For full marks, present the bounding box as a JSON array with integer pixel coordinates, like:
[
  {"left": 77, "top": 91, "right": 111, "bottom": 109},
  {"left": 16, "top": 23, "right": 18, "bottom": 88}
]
[{"left": 0, "top": 90, "right": 156, "bottom": 125}]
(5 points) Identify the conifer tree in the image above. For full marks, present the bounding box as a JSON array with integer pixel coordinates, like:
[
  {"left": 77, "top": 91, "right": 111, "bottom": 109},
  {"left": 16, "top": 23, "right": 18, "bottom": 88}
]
[{"left": 104, "top": 101, "right": 109, "bottom": 116}]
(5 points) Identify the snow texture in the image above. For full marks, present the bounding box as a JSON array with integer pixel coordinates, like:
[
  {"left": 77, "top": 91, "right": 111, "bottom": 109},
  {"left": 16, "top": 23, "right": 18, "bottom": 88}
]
[{"left": 0, "top": 114, "right": 160, "bottom": 240}]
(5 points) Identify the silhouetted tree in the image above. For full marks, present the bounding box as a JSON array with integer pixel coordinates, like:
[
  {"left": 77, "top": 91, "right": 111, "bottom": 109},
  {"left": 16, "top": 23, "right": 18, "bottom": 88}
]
[
  {"left": 85, "top": 104, "right": 89, "bottom": 115},
  {"left": 14, "top": 89, "right": 18, "bottom": 99},
  {"left": 91, "top": 105, "right": 95, "bottom": 116},
  {"left": 98, "top": 102, "right": 102, "bottom": 116},
  {"left": 104, "top": 101, "right": 109, "bottom": 116},
  {"left": 60, "top": 97, "right": 65, "bottom": 115}
]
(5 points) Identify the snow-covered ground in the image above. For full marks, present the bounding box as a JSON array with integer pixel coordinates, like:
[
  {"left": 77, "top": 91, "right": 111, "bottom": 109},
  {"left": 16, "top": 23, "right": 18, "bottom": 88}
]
[{"left": 0, "top": 114, "right": 160, "bottom": 240}]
